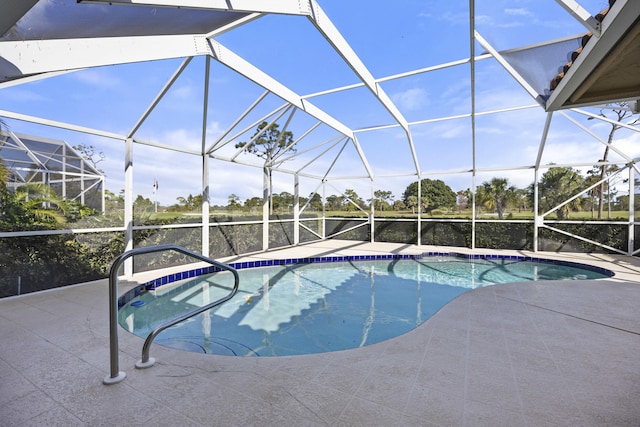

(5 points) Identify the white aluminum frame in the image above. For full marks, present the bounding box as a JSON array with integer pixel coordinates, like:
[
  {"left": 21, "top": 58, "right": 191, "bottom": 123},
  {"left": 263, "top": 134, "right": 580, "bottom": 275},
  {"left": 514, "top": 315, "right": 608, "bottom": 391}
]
[{"left": 0, "top": 0, "right": 638, "bottom": 263}]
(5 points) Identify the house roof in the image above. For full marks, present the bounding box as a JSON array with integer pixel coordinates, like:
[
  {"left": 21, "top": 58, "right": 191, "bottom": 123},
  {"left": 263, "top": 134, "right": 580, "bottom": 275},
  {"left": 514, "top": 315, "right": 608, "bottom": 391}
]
[{"left": 546, "top": 0, "right": 640, "bottom": 111}]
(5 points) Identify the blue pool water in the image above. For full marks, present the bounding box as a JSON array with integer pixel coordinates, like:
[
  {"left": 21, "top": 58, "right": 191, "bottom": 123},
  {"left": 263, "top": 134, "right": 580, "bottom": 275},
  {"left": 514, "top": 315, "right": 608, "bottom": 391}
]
[{"left": 118, "top": 256, "right": 612, "bottom": 357}]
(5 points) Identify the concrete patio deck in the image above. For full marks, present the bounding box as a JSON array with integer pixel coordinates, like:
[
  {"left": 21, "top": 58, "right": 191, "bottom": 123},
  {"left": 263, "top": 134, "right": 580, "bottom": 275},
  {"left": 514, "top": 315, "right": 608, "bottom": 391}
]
[{"left": 1, "top": 240, "right": 639, "bottom": 426}]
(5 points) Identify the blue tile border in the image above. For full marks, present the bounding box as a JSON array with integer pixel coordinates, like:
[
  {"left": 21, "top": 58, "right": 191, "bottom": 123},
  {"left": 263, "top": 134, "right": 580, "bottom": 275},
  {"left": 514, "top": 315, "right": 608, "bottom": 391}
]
[{"left": 118, "top": 252, "right": 614, "bottom": 309}]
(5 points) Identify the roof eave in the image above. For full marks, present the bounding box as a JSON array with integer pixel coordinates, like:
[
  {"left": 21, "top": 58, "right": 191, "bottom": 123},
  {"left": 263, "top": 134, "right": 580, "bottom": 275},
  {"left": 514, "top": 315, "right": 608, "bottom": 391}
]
[{"left": 545, "top": 0, "right": 640, "bottom": 111}]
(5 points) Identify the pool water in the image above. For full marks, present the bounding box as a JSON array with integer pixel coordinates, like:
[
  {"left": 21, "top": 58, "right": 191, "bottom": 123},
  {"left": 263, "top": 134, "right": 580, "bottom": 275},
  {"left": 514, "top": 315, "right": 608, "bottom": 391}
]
[{"left": 119, "top": 257, "right": 611, "bottom": 357}]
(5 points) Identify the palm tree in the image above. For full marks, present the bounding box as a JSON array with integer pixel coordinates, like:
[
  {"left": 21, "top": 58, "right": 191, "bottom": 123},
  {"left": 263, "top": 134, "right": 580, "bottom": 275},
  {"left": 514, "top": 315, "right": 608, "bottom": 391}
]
[
  {"left": 476, "top": 177, "right": 517, "bottom": 219},
  {"left": 515, "top": 188, "right": 529, "bottom": 212},
  {"left": 1, "top": 183, "right": 69, "bottom": 227},
  {"left": 537, "top": 167, "right": 584, "bottom": 219},
  {"left": 406, "top": 195, "right": 418, "bottom": 214}
]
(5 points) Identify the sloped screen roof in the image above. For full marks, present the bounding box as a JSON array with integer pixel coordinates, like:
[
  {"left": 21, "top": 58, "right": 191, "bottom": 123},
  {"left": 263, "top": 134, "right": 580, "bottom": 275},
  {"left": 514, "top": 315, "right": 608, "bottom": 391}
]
[
  {"left": 1, "top": 0, "right": 251, "bottom": 41},
  {"left": 0, "top": 132, "right": 102, "bottom": 176}
]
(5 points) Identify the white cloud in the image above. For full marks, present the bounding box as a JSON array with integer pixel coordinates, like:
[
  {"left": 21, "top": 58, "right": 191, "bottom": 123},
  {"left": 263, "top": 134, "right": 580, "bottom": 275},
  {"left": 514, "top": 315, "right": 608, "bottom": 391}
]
[
  {"left": 611, "top": 131, "right": 640, "bottom": 159},
  {"left": 392, "top": 88, "right": 429, "bottom": 111},
  {"left": 0, "top": 88, "right": 49, "bottom": 103},
  {"left": 504, "top": 8, "right": 534, "bottom": 17},
  {"left": 474, "top": 15, "right": 495, "bottom": 27},
  {"left": 169, "top": 84, "right": 196, "bottom": 100},
  {"left": 437, "top": 11, "right": 469, "bottom": 26},
  {"left": 206, "top": 120, "right": 225, "bottom": 141},
  {"left": 532, "top": 135, "right": 606, "bottom": 166},
  {"left": 72, "top": 69, "right": 121, "bottom": 89}
]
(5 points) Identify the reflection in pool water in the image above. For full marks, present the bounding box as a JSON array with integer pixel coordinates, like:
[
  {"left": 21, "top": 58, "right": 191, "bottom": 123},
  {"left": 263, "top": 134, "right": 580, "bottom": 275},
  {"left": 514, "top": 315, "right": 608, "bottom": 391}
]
[{"left": 119, "top": 256, "right": 611, "bottom": 357}]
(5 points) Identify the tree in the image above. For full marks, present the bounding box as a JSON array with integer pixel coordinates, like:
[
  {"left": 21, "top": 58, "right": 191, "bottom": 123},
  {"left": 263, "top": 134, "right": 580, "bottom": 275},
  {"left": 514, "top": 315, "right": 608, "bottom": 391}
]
[
  {"left": 273, "top": 191, "right": 294, "bottom": 212},
  {"left": 536, "top": 167, "right": 584, "bottom": 219},
  {"left": 73, "top": 144, "right": 106, "bottom": 174},
  {"left": 134, "top": 195, "right": 154, "bottom": 212},
  {"left": 403, "top": 178, "right": 456, "bottom": 213},
  {"left": 585, "top": 166, "right": 605, "bottom": 218},
  {"left": 1, "top": 182, "right": 95, "bottom": 229},
  {"left": 393, "top": 199, "right": 406, "bottom": 211},
  {"left": 0, "top": 160, "right": 8, "bottom": 189},
  {"left": 616, "top": 177, "right": 640, "bottom": 211},
  {"left": 307, "top": 193, "right": 323, "bottom": 211},
  {"left": 476, "top": 178, "right": 517, "bottom": 219},
  {"left": 343, "top": 189, "right": 364, "bottom": 212},
  {"left": 456, "top": 189, "right": 471, "bottom": 213},
  {"left": 244, "top": 196, "right": 263, "bottom": 212},
  {"left": 515, "top": 188, "right": 529, "bottom": 212},
  {"left": 175, "top": 194, "right": 202, "bottom": 211},
  {"left": 1, "top": 184, "right": 62, "bottom": 227},
  {"left": 1, "top": 121, "right": 11, "bottom": 209},
  {"left": 406, "top": 195, "right": 418, "bottom": 214},
  {"left": 325, "top": 194, "right": 343, "bottom": 211},
  {"left": 588, "top": 103, "right": 639, "bottom": 219},
  {"left": 104, "top": 189, "right": 124, "bottom": 212},
  {"left": 235, "top": 122, "right": 295, "bottom": 214},
  {"left": 371, "top": 190, "right": 394, "bottom": 211},
  {"left": 227, "top": 194, "right": 241, "bottom": 210}
]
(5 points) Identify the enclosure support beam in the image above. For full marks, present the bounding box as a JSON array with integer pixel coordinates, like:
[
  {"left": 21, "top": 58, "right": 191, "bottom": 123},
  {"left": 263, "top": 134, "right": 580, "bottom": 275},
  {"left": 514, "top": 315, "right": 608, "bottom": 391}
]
[
  {"left": 201, "top": 57, "right": 212, "bottom": 257},
  {"left": 307, "top": 4, "right": 411, "bottom": 132},
  {"left": 533, "top": 169, "right": 540, "bottom": 252},
  {"left": 560, "top": 111, "right": 633, "bottom": 163},
  {"left": 554, "top": 0, "right": 601, "bottom": 36},
  {"left": 80, "top": 0, "right": 309, "bottom": 15},
  {"left": 417, "top": 177, "right": 422, "bottom": 246},
  {"left": 101, "top": 176, "right": 106, "bottom": 215},
  {"left": 322, "top": 181, "right": 326, "bottom": 240},
  {"left": 294, "top": 174, "right": 300, "bottom": 245},
  {"left": 263, "top": 167, "right": 269, "bottom": 251},
  {"left": 129, "top": 57, "right": 193, "bottom": 139},
  {"left": 307, "top": 0, "right": 413, "bottom": 176},
  {"left": 471, "top": 174, "right": 476, "bottom": 251},
  {"left": 202, "top": 155, "right": 210, "bottom": 257},
  {"left": 124, "top": 138, "right": 134, "bottom": 276},
  {"left": 207, "top": 40, "right": 353, "bottom": 138},
  {"left": 469, "top": 1, "right": 477, "bottom": 251},
  {"left": 80, "top": 158, "right": 86, "bottom": 206},
  {"left": 370, "top": 181, "right": 375, "bottom": 244},
  {"left": 0, "top": 35, "right": 212, "bottom": 80},
  {"left": 628, "top": 165, "right": 635, "bottom": 255},
  {"left": 533, "top": 112, "right": 554, "bottom": 252}
]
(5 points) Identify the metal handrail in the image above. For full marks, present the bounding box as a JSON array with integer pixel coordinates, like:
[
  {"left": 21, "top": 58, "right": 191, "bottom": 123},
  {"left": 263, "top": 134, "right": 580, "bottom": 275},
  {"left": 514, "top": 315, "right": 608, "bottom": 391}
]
[{"left": 103, "top": 244, "right": 239, "bottom": 385}]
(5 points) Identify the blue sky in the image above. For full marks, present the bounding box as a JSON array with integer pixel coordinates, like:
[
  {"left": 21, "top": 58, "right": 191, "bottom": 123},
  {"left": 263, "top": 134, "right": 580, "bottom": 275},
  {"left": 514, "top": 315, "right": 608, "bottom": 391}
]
[{"left": 2, "top": 0, "right": 638, "bottom": 208}]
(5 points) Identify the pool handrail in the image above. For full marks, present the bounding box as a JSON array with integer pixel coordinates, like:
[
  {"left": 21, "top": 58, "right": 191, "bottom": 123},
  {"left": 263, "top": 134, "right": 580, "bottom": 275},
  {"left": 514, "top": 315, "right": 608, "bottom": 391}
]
[{"left": 103, "top": 244, "right": 239, "bottom": 385}]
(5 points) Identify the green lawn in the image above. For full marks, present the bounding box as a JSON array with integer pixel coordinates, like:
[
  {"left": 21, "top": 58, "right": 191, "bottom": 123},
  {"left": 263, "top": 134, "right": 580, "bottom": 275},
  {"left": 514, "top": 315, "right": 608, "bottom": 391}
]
[{"left": 146, "top": 209, "right": 632, "bottom": 222}]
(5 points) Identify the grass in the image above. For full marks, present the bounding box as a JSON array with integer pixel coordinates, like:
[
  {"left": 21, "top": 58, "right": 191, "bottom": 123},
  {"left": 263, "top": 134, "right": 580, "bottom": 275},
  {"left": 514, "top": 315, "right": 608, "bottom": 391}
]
[{"left": 147, "top": 209, "right": 633, "bottom": 221}]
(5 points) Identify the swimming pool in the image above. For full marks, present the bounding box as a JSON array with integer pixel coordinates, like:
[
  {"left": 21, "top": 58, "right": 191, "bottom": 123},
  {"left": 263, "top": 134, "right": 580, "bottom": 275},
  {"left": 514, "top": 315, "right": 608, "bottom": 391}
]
[{"left": 118, "top": 254, "right": 612, "bottom": 357}]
